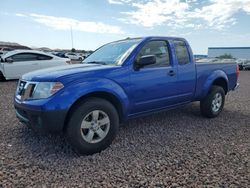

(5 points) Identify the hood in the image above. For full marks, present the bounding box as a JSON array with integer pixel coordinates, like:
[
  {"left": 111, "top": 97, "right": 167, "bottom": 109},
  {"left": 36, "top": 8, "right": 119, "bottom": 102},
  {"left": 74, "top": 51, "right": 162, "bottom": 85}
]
[{"left": 22, "top": 64, "right": 118, "bottom": 82}]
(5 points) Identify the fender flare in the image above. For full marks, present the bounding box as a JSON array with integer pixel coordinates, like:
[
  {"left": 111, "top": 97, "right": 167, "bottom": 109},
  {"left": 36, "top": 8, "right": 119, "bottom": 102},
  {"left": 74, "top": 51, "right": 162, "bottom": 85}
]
[
  {"left": 201, "top": 70, "right": 229, "bottom": 98},
  {"left": 54, "top": 78, "right": 130, "bottom": 119}
]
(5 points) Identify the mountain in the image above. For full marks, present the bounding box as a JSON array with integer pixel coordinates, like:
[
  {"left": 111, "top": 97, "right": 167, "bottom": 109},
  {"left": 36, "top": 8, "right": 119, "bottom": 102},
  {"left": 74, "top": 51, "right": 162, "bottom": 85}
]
[{"left": 0, "top": 41, "right": 30, "bottom": 50}]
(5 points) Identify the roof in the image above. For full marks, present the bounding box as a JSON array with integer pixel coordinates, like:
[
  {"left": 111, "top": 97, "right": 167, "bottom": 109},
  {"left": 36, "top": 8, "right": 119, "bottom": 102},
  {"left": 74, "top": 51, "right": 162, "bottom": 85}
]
[
  {"left": 116, "top": 36, "right": 187, "bottom": 42},
  {"left": 1, "top": 49, "right": 55, "bottom": 59}
]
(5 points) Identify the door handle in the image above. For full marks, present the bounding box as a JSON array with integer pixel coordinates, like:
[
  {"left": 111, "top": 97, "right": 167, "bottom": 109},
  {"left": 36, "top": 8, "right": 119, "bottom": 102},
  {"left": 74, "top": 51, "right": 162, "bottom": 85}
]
[
  {"left": 31, "top": 63, "right": 38, "bottom": 65},
  {"left": 168, "top": 70, "right": 175, "bottom": 76}
]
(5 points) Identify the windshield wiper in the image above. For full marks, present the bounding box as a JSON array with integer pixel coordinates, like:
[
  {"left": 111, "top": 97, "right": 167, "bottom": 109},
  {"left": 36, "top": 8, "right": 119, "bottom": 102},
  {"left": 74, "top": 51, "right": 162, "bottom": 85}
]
[{"left": 84, "top": 61, "right": 108, "bottom": 65}]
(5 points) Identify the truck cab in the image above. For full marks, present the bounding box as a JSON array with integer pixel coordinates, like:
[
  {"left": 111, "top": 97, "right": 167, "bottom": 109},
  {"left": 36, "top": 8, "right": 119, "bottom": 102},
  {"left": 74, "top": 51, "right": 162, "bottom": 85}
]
[{"left": 127, "top": 38, "right": 196, "bottom": 115}]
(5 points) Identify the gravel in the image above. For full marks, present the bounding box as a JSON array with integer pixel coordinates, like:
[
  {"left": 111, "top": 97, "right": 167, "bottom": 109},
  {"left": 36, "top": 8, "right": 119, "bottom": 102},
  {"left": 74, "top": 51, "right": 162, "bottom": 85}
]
[{"left": 0, "top": 71, "right": 249, "bottom": 187}]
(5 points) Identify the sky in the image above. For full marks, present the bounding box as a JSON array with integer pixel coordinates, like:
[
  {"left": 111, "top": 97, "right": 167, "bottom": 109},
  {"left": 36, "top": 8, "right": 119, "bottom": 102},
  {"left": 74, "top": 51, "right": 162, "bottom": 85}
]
[{"left": 1, "top": 0, "right": 250, "bottom": 54}]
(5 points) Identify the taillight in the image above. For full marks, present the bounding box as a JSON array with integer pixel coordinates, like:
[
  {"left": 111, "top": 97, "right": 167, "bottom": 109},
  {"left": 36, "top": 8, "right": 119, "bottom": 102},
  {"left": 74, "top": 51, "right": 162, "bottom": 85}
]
[{"left": 236, "top": 64, "right": 240, "bottom": 80}]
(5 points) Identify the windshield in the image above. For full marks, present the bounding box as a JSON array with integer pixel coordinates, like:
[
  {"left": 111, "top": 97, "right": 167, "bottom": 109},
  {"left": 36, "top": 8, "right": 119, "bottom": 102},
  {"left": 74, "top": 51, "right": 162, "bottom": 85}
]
[{"left": 83, "top": 39, "right": 142, "bottom": 65}]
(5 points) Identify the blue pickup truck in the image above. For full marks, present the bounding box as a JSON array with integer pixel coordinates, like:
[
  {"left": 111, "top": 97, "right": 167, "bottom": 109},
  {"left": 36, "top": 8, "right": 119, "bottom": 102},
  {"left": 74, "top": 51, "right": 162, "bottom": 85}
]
[{"left": 14, "top": 36, "right": 239, "bottom": 154}]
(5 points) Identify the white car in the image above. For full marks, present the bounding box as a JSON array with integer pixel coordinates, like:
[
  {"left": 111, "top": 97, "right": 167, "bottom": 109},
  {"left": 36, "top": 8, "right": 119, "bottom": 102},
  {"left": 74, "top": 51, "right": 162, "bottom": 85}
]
[
  {"left": 196, "top": 58, "right": 218, "bottom": 63},
  {"left": 0, "top": 50, "right": 70, "bottom": 80},
  {"left": 65, "top": 52, "right": 84, "bottom": 61},
  {"left": 242, "top": 60, "right": 250, "bottom": 70},
  {"left": 0, "top": 47, "right": 14, "bottom": 57}
]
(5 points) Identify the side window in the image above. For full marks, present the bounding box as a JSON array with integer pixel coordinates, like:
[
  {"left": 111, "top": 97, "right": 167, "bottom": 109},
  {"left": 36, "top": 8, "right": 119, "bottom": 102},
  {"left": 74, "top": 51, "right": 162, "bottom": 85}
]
[
  {"left": 137, "top": 41, "right": 170, "bottom": 68},
  {"left": 173, "top": 40, "right": 190, "bottom": 65},
  {"left": 11, "top": 53, "right": 38, "bottom": 62},
  {"left": 37, "top": 54, "right": 53, "bottom": 60}
]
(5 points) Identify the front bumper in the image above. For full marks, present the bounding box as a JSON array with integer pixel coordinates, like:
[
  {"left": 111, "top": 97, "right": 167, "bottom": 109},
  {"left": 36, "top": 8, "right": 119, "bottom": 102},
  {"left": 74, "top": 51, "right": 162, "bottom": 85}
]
[{"left": 14, "top": 101, "right": 68, "bottom": 133}]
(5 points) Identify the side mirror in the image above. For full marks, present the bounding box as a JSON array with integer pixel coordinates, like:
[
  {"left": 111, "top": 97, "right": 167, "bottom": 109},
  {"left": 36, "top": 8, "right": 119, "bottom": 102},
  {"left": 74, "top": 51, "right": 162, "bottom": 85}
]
[
  {"left": 5, "top": 57, "right": 14, "bottom": 63},
  {"left": 135, "top": 55, "right": 156, "bottom": 70}
]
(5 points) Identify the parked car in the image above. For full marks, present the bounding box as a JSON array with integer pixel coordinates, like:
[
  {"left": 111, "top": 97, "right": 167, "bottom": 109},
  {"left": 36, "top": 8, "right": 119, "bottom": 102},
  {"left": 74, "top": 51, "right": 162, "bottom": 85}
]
[
  {"left": 54, "top": 52, "right": 67, "bottom": 58},
  {"left": 46, "top": 51, "right": 58, "bottom": 56},
  {"left": 242, "top": 60, "right": 250, "bottom": 70},
  {"left": 0, "top": 47, "right": 14, "bottom": 57},
  {"left": 0, "top": 47, "right": 14, "bottom": 52},
  {"left": 236, "top": 59, "right": 245, "bottom": 70},
  {"left": 196, "top": 58, "right": 218, "bottom": 63},
  {"left": 236, "top": 59, "right": 250, "bottom": 70},
  {"left": 78, "top": 53, "right": 87, "bottom": 59},
  {"left": 14, "top": 37, "right": 239, "bottom": 155},
  {"left": 65, "top": 52, "right": 84, "bottom": 61},
  {"left": 219, "top": 59, "right": 236, "bottom": 64},
  {"left": 0, "top": 50, "right": 70, "bottom": 80}
]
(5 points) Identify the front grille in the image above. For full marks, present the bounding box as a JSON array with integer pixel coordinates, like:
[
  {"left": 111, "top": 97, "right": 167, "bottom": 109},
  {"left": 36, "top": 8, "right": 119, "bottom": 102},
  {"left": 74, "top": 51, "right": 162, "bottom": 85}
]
[
  {"left": 16, "top": 80, "right": 36, "bottom": 101},
  {"left": 17, "top": 80, "right": 27, "bottom": 96}
]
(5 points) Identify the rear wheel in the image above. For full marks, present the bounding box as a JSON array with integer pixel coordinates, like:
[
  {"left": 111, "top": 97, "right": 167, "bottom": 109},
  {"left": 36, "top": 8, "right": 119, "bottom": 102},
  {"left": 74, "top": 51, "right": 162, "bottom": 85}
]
[
  {"left": 200, "top": 86, "right": 225, "bottom": 118},
  {"left": 66, "top": 98, "right": 119, "bottom": 155}
]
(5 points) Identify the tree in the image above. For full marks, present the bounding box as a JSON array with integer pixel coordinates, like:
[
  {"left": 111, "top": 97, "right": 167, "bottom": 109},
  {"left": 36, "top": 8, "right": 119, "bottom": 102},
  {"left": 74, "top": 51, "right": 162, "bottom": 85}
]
[
  {"left": 71, "top": 48, "right": 76, "bottom": 52},
  {"left": 217, "top": 53, "right": 234, "bottom": 59}
]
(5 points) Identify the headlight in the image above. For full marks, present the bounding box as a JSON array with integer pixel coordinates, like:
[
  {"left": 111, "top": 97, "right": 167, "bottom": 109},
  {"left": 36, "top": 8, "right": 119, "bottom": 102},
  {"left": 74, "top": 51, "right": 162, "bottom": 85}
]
[{"left": 31, "top": 82, "right": 64, "bottom": 99}]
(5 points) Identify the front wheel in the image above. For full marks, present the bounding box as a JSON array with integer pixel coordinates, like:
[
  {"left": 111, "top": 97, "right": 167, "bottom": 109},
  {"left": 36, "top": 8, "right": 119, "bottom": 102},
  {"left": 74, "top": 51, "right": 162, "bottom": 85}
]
[
  {"left": 200, "top": 86, "right": 225, "bottom": 118},
  {"left": 0, "top": 71, "right": 5, "bottom": 81},
  {"left": 66, "top": 98, "right": 119, "bottom": 155}
]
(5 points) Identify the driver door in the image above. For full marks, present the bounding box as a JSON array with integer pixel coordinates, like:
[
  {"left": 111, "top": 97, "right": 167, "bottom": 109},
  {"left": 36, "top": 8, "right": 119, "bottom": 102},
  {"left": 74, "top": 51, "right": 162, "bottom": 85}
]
[{"left": 130, "top": 40, "right": 179, "bottom": 114}]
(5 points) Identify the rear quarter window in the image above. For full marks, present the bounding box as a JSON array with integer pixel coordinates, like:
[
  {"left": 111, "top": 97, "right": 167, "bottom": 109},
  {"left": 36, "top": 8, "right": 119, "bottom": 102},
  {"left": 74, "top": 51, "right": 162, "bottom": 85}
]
[
  {"left": 37, "top": 54, "right": 53, "bottom": 60},
  {"left": 173, "top": 40, "right": 190, "bottom": 65}
]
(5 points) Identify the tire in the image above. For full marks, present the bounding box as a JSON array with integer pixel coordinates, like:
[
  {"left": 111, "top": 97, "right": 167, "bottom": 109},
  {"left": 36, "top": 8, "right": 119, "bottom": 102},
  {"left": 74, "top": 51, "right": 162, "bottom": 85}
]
[
  {"left": 66, "top": 97, "right": 119, "bottom": 155},
  {"left": 0, "top": 71, "right": 5, "bottom": 81},
  {"left": 78, "top": 57, "right": 83, "bottom": 61},
  {"left": 200, "top": 86, "right": 225, "bottom": 118}
]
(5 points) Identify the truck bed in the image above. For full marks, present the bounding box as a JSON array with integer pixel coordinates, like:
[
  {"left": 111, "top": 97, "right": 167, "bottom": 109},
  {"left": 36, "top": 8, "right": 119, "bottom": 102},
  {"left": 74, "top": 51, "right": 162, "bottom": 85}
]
[{"left": 195, "top": 62, "right": 238, "bottom": 99}]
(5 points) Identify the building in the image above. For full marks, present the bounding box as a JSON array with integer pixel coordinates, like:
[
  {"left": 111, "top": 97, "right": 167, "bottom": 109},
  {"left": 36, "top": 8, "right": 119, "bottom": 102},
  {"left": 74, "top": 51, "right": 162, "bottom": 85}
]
[{"left": 208, "top": 47, "right": 250, "bottom": 59}]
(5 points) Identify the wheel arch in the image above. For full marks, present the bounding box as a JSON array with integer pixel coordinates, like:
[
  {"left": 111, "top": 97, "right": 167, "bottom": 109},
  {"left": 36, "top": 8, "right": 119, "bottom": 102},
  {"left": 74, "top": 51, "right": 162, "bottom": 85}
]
[
  {"left": 212, "top": 77, "right": 228, "bottom": 94},
  {"left": 63, "top": 91, "right": 125, "bottom": 131},
  {"left": 201, "top": 70, "right": 229, "bottom": 98}
]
